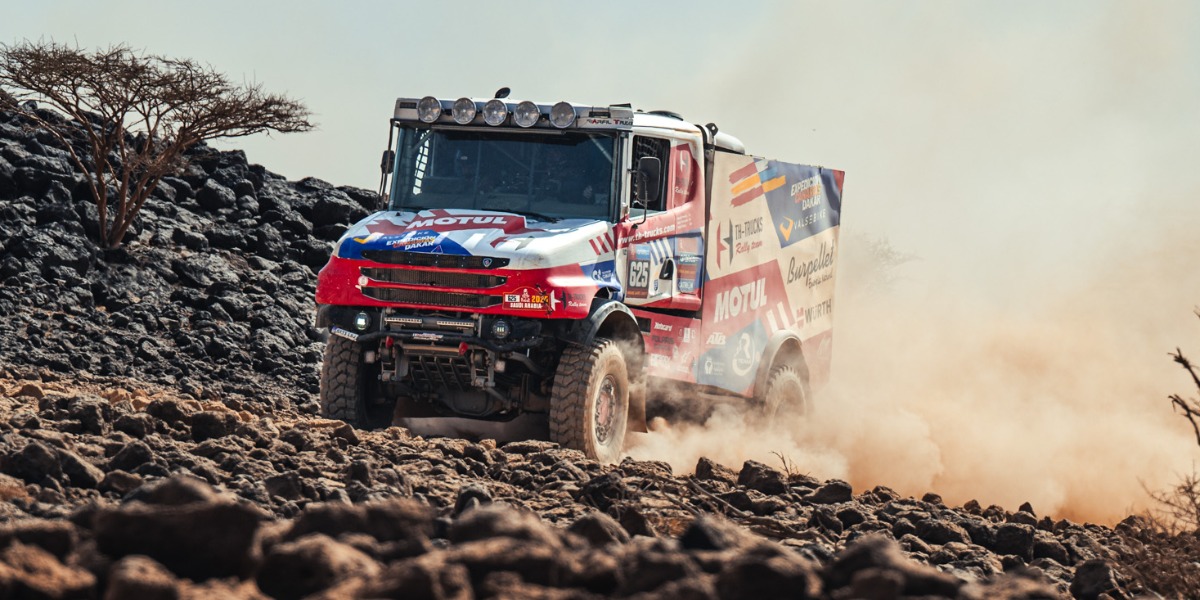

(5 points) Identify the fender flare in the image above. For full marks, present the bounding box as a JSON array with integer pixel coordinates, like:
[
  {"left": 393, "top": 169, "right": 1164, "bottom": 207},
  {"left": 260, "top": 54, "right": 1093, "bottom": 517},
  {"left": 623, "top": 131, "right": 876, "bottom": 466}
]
[
  {"left": 570, "top": 299, "right": 642, "bottom": 349},
  {"left": 752, "top": 330, "right": 811, "bottom": 399}
]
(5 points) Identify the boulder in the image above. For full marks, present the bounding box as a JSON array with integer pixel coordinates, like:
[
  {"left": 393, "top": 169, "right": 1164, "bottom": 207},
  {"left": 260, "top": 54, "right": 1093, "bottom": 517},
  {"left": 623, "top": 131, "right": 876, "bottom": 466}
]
[
  {"left": 737, "top": 460, "right": 787, "bottom": 495},
  {"left": 256, "top": 533, "right": 380, "bottom": 600},
  {"left": 93, "top": 490, "right": 265, "bottom": 579}
]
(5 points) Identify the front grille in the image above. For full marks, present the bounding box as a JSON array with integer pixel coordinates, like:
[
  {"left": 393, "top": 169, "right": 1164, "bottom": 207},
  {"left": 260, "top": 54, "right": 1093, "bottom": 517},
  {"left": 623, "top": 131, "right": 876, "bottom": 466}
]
[
  {"left": 360, "top": 268, "right": 506, "bottom": 289},
  {"left": 362, "top": 287, "right": 501, "bottom": 308},
  {"left": 361, "top": 250, "right": 510, "bottom": 269}
]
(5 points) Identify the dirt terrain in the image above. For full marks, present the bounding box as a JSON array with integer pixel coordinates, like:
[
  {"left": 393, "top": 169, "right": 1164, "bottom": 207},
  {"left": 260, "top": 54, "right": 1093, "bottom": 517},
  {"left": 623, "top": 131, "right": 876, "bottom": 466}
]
[{"left": 0, "top": 105, "right": 1195, "bottom": 598}]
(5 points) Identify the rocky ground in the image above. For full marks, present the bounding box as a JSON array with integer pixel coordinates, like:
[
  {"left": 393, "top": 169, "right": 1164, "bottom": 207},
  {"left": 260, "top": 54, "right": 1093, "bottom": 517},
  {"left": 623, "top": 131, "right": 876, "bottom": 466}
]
[{"left": 0, "top": 104, "right": 1197, "bottom": 599}]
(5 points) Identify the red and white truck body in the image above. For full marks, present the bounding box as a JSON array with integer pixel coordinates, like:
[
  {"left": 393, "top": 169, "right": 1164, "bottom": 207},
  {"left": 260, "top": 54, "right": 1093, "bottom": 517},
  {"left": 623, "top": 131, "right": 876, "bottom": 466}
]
[{"left": 315, "top": 95, "right": 842, "bottom": 462}]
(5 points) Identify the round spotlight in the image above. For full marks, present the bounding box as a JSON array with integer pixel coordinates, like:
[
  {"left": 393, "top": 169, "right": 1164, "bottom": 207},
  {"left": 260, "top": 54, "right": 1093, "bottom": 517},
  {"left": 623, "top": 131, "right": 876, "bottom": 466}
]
[
  {"left": 354, "top": 312, "right": 371, "bottom": 331},
  {"left": 549, "top": 101, "right": 576, "bottom": 128},
  {"left": 490, "top": 319, "right": 511, "bottom": 340},
  {"left": 416, "top": 96, "right": 442, "bottom": 123},
  {"left": 513, "top": 101, "right": 540, "bottom": 128},
  {"left": 452, "top": 97, "right": 476, "bottom": 124},
  {"left": 483, "top": 99, "right": 508, "bottom": 126}
]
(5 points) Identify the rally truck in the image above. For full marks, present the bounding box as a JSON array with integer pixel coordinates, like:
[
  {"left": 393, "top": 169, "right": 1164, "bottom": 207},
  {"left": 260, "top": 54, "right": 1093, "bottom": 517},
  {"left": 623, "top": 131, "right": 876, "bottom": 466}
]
[{"left": 315, "top": 92, "right": 843, "bottom": 463}]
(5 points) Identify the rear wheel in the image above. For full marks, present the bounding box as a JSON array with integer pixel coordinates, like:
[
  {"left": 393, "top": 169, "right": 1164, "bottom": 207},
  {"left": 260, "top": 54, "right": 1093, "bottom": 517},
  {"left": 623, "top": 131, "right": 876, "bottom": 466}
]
[
  {"left": 319, "top": 336, "right": 392, "bottom": 429},
  {"left": 757, "top": 365, "right": 809, "bottom": 424},
  {"left": 549, "top": 338, "right": 630, "bottom": 464}
]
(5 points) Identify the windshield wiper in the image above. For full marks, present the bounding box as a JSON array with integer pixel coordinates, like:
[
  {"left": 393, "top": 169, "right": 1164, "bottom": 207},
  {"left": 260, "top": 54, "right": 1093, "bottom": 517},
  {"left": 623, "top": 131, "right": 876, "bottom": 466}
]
[
  {"left": 394, "top": 205, "right": 433, "bottom": 214},
  {"left": 503, "top": 209, "right": 561, "bottom": 223}
]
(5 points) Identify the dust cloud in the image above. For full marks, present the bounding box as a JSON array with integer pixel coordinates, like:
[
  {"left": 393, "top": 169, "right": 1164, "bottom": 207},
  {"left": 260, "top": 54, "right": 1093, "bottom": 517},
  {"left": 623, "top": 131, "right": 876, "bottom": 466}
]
[
  {"left": 626, "top": 229, "right": 1200, "bottom": 525},
  {"left": 626, "top": 1, "right": 1200, "bottom": 525}
]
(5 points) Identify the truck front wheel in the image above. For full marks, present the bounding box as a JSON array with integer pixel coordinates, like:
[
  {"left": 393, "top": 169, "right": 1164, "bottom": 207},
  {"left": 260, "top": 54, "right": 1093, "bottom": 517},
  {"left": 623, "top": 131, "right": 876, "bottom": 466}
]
[
  {"left": 319, "top": 336, "right": 391, "bottom": 429},
  {"left": 550, "top": 338, "right": 630, "bottom": 464}
]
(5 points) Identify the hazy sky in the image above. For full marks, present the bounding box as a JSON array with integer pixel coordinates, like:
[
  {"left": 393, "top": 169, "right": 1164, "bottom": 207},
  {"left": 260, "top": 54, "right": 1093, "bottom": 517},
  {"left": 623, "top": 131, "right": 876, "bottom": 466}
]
[{"left": 5, "top": 0, "right": 1199, "bottom": 299}]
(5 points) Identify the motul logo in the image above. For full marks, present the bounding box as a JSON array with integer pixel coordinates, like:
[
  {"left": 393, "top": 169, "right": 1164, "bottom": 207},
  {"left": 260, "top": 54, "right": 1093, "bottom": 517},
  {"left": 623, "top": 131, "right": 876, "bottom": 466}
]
[
  {"left": 407, "top": 216, "right": 509, "bottom": 230},
  {"left": 714, "top": 279, "right": 766, "bottom": 322}
]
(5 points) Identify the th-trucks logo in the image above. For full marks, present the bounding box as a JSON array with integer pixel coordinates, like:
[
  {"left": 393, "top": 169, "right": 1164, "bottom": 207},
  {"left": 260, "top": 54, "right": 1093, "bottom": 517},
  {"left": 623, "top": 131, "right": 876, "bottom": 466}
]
[
  {"left": 716, "top": 217, "right": 764, "bottom": 268},
  {"left": 714, "top": 279, "right": 766, "bottom": 322}
]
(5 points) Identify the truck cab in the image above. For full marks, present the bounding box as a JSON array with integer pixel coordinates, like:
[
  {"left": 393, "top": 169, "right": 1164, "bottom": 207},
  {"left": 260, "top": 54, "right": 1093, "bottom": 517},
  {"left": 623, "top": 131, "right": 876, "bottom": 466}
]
[{"left": 315, "top": 93, "right": 843, "bottom": 463}]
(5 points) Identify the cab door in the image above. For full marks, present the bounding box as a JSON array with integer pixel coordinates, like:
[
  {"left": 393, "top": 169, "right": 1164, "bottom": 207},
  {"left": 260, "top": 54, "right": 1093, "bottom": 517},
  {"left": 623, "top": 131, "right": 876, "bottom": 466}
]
[{"left": 622, "top": 135, "right": 703, "bottom": 311}]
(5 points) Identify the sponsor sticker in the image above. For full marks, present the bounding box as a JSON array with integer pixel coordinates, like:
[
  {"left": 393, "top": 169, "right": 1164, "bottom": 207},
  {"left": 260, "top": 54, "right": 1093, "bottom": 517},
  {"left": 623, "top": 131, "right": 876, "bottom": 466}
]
[
  {"left": 330, "top": 326, "right": 360, "bottom": 341},
  {"left": 503, "top": 287, "right": 551, "bottom": 310},
  {"left": 677, "top": 254, "right": 701, "bottom": 293},
  {"left": 786, "top": 242, "right": 837, "bottom": 289},
  {"left": 730, "top": 333, "right": 757, "bottom": 376},
  {"left": 626, "top": 260, "right": 651, "bottom": 299}
]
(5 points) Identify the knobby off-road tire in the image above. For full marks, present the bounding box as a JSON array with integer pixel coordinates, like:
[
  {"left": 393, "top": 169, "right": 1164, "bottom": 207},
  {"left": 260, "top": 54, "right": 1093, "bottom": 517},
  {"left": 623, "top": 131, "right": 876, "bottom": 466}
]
[
  {"left": 320, "top": 335, "right": 391, "bottom": 429},
  {"left": 757, "top": 365, "right": 809, "bottom": 425},
  {"left": 550, "top": 338, "right": 630, "bottom": 464}
]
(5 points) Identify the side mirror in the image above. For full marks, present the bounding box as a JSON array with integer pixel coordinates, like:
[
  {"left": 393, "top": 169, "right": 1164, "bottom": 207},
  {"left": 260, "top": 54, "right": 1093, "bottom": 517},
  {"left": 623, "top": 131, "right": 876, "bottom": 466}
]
[
  {"left": 381, "top": 150, "right": 395, "bottom": 175},
  {"left": 636, "top": 156, "right": 661, "bottom": 206}
]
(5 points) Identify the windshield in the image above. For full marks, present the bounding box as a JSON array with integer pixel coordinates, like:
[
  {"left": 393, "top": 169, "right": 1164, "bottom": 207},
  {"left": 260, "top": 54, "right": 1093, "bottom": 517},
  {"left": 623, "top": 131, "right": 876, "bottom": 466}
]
[{"left": 388, "top": 126, "right": 617, "bottom": 221}]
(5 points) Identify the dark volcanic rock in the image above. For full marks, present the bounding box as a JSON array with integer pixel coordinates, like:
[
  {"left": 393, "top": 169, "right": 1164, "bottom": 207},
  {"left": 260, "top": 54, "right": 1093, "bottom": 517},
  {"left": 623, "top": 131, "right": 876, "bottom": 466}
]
[
  {"left": 5, "top": 440, "right": 63, "bottom": 484},
  {"left": 1070, "top": 559, "right": 1125, "bottom": 599},
  {"left": 0, "top": 519, "right": 77, "bottom": 560},
  {"left": 93, "top": 480, "right": 265, "bottom": 579},
  {"left": 104, "top": 555, "right": 180, "bottom": 600},
  {"left": 695, "top": 456, "right": 738, "bottom": 485},
  {"left": 717, "top": 546, "right": 823, "bottom": 599},
  {"left": 256, "top": 533, "right": 380, "bottom": 600},
  {"left": 578, "top": 471, "right": 631, "bottom": 512},
  {"left": 914, "top": 519, "right": 972, "bottom": 546},
  {"left": 0, "top": 542, "right": 96, "bottom": 599},
  {"left": 806, "top": 479, "right": 854, "bottom": 504},
  {"left": 826, "top": 535, "right": 962, "bottom": 597},
  {"left": 737, "top": 460, "right": 787, "bottom": 495},
  {"left": 568, "top": 511, "right": 630, "bottom": 547},
  {"left": 991, "top": 522, "right": 1036, "bottom": 561},
  {"left": 57, "top": 449, "right": 105, "bottom": 489}
]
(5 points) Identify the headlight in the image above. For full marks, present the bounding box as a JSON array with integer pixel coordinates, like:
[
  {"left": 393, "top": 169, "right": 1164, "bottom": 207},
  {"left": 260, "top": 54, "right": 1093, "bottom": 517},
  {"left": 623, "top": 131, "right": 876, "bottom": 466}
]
[
  {"left": 417, "top": 96, "right": 442, "bottom": 123},
  {"left": 513, "top": 101, "right": 540, "bottom": 128},
  {"left": 354, "top": 312, "right": 371, "bottom": 331},
  {"left": 483, "top": 99, "right": 508, "bottom": 126},
  {"left": 491, "top": 319, "right": 511, "bottom": 339},
  {"left": 452, "top": 97, "right": 476, "bottom": 124},
  {"left": 550, "top": 101, "right": 576, "bottom": 128}
]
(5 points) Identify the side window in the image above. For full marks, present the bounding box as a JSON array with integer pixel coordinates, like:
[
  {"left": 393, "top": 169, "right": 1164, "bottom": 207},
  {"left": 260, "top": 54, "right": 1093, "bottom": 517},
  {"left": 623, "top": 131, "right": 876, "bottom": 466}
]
[
  {"left": 668, "top": 142, "right": 699, "bottom": 210},
  {"left": 632, "top": 136, "right": 669, "bottom": 212}
]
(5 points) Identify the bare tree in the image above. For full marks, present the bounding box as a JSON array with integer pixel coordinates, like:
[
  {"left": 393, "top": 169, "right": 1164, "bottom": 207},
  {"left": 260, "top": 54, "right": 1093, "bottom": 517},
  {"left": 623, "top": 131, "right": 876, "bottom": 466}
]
[
  {"left": 0, "top": 41, "right": 314, "bottom": 248},
  {"left": 1169, "top": 310, "right": 1200, "bottom": 447},
  {"left": 1143, "top": 309, "right": 1200, "bottom": 532}
]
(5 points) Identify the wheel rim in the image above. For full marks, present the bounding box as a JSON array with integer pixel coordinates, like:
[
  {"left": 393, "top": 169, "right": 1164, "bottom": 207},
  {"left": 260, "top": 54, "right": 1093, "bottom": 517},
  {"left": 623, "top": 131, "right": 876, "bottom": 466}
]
[{"left": 593, "top": 374, "right": 618, "bottom": 444}]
